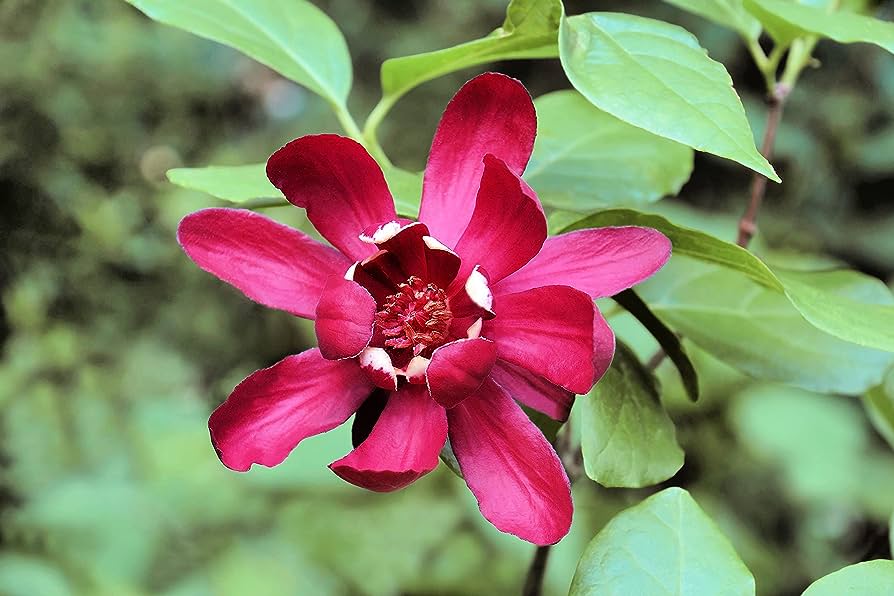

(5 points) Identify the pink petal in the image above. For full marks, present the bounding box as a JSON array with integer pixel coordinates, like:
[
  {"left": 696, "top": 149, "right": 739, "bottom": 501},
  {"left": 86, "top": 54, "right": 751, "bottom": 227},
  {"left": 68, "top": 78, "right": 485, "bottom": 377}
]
[
  {"left": 448, "top": 379, "right": 572, "bottom": 545},
  {"left": 497, "top": 227, "right": 672, "bottom": 297},
  {"left": 209, "top": 349, "right": 372, "bottom": 472},
  {"left": 330, "top": 384, "right": 447, "bottom": 492},
  {"left": 315, "top": 276, "right": 377, "bottom": 360},
  {"left": 490, "top": 360, "right": 574, "bottom": 422},
  {"left": 418, "top": 73, "right": 536, "bottom": 248},
  {"left": 592, "top": 304, "right": 616, "bottom": 386},
  {"left": 488, "top": 285, "right": 595, "bottom": 394},
  {"left": 266, "top": 134, "right": 397, "bottom": 261},
  {"left": 427, "top": 338, "right": 497, "bottom": 408},
  {"left": 178, "top": 208, "right": 350, "bottom": 319},
  {"left": 453, "top": 155, "right": 547, "bottom": 283}
]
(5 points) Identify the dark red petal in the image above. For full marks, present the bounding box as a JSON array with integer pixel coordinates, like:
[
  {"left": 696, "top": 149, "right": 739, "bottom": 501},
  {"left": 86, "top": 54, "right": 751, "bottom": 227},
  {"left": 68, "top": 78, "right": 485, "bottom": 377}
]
[
  {"left": 178, "top": 208, "right": 349, "bottom": 319},
  {"left": 419, "top": 73, "right": 536, "bottom": 248},
  {"left": 347, "top": 261, "right": 396, "bottom": 304},
  {"left": 266, "top": 134, "right": 397, "bottom": 261},
  {"left": 427, "top": 338, "right": 497, "bottom": 408},
  {"left": 315, "top": 276, "right": 377, "bottom": 360},
  {"left": 448, "top": 266, "right": 495, "bottom": 320},
  {"left": 330, "top": 384, "right": 447, "bottom": 492},
  {"left": 357, "top": 249, "right": 407, "bottom": 295},
  {"left": 448, "top": 379, "right": 572, "bottom": 545},
  {"left": 367, "top": 221, "right": 429, "bottom": 281},
  {"left": 497, "top": 227, "right": 672, "bottom": 297},
  {"left": 453, "top": 155, "right": 547, "bottom": 283},
  {"left": 209, "top": 349, "right": 372, "bottom": 471},
  {"left": 358, "top": 347, "right": 399, "bottom": 391},
  {"left": 490, "top": 360, "right": 574, "bottom": 422},
  {"left": 488, "top": 285, "right": 595, "bottom": 394},
  {"left": 423, "top": 236, "right": 462, "bottom": 289}
]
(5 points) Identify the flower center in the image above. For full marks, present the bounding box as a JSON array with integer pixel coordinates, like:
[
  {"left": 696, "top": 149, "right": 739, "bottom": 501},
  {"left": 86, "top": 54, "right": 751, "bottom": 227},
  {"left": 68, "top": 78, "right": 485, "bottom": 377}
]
[{"left": 375, "top": 276, "right": 452, "bottom": 355}]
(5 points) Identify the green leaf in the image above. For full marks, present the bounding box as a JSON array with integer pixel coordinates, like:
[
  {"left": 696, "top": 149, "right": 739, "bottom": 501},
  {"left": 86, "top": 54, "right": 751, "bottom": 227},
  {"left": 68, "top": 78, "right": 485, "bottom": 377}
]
[
  {"left": 579, "top": 342, "right": 684, "bottom": 488},
  {"left": 744, "top": 0, "right": 894, "bottom": 53},
  {"left": 380, "top": 0, "right": 561, "bottom": 101},
  {"left": 559, "top": 12, "right": 779, "bottom": 181},
  {"left": 638, "top": 258, "right": 894, "bottom": 394},
  {"left": 167, "top": 163, "right": 422, "bottom": 217},
  {"left": 526, "top": 91, "right": 693, "bottom": 211},
  {"left": 564, "top": 209, "right": 894, "bottom": 353},
  {"left": 864, "top": 368, "right": 894, "bottom": 450},
  {"left": 569, "top": 487, "right": 755, "bottom": 595},
  {"left": 663, "top": 0, "right": 762, "bottom": 40},
  {"left": 124, "top": 0, "right": 352, "bottom": 105},
  {"left": 613, "top": 288, "right": 699, "bottom": 402},
  {"left": 777, "top": 268, "right": 894, "bottom": 356},
  {"left": 802, "top": 560, "right": 894, "bottom": 596},
  {"left": 167, "top": 164, "right": 281, "bottom": 203}
]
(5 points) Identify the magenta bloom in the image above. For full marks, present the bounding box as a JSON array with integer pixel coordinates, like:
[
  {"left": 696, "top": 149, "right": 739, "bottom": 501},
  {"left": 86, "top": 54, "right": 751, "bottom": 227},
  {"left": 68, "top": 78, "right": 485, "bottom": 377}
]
[{"left": 178, "top": 73, "right": 670, "bottom": 545}]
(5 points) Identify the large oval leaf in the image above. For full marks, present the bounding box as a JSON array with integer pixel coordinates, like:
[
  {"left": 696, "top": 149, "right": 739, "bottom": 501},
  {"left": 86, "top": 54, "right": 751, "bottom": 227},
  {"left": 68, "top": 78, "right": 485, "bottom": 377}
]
[
  {"left": 559, "top": 12, "right": 779, "bottom": 181},
  {"left": 564, "top": 209, "right": 894, "bottom": 353},
  {"left": 380, "top": 0, "right": 561, "bottom": 102},
  {"left": 638, "top": 258, "right": 894, "bottom": 394},
  {"left": 569, "top": 487, "right": 755, "bottom": 595},
  {"left": 125, "top": 0, "right": 352, "bottom": 106},
  {"left": 579, "top": 342, "right": 684, "bottom": 488},
  {"left": 802, "top": 560, "right": 894, "bottom": 596},
  {"left": 744, "top": 0, "right": 894, "bottom": 53},
  {"left": 526, "top": 91, "right": 693, "bottom": 211}
]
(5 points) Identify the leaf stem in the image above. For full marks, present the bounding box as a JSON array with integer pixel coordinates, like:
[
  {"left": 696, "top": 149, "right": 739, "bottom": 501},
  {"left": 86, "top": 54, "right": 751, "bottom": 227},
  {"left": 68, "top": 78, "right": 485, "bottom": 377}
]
[
  {"left": 362, "top": 94, "right": 399, "bottom": 170},
  {"left": 363, "top": 94, "right": 398, "bottom": 144},
  {"left": 522, "top": 420, "right": 581, "bottom": 596},
  {"left": 332, "top": 100, "right": 393, "bottom": 168},
  {"left": 779, "top": 37, "right": 818, "bottom": 89},
  {"left": 239, "top": 197, "right": 286, "bottom": 210}
]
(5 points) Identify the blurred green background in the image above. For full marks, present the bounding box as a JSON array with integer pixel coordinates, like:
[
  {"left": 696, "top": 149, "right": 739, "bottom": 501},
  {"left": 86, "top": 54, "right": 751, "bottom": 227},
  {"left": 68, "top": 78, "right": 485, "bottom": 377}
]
[{"left": 2, "top": 1, "right": 894, "bottom": 594}]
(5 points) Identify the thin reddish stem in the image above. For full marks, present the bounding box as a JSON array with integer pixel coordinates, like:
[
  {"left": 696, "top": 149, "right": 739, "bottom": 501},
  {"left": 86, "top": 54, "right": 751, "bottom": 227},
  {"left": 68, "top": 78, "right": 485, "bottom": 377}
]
[{"left": 736, "top": 83, "right": 790, "bottom": 248}]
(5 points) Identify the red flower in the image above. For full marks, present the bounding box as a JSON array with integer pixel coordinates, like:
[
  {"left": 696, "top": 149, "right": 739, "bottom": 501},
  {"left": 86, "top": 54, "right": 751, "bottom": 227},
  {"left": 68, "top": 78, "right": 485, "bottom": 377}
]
[{"left": 178, "top": 73, "right": 671, "bottom": 545}]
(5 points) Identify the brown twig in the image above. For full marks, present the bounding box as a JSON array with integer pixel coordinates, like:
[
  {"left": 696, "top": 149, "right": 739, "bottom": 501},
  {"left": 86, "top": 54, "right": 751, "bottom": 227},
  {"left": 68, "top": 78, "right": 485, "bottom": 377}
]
[
  {"left": 522, "top": 423, "right": 582, "bottom": 596},
  {"left": 736, "top": 82, "right": 790, "bottom": 248}
]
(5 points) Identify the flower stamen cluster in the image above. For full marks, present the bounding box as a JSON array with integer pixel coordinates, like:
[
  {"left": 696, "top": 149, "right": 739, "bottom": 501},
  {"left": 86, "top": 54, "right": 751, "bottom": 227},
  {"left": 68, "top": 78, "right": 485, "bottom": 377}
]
[{"left": 375, "top": 276, "right": 452, "bottom": 355}]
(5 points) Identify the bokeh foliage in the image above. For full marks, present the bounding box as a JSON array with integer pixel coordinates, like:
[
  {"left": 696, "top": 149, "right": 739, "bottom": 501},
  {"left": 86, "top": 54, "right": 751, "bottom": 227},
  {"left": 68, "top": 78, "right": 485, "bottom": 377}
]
[{"left": 2, "top": 1, "right": 894, "bottom": 595}]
